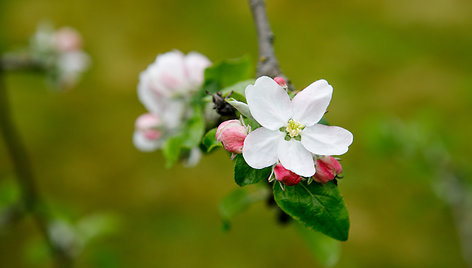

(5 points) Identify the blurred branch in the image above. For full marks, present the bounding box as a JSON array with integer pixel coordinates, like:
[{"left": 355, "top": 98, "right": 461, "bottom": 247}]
[
  {"left": 248, "top": 0, "right": 293, "bottom": 90},
  {"left": 0, "top": 63, "right": 73, "bottom": 267},
  {"left": 0, "top": 53, "right": 44, "bottom": 72}
]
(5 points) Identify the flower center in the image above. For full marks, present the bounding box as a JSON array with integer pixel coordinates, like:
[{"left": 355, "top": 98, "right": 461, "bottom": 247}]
[{"left": 285, "top": 119, "right": 305, "bottom": 138}]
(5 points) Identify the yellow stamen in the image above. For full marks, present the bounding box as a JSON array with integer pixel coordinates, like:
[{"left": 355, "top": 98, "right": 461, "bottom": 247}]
[{"left": 286, "top": 119, "right": 305, "bottom": 137}]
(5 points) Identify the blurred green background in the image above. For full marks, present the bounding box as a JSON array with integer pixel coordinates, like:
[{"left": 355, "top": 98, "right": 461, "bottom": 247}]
[{"left": 1, "top": 0, "right": 472, "bottom": 267}]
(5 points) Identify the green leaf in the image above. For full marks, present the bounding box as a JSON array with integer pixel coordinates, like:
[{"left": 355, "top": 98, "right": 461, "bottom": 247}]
[
  {"left": 201, "top": 128, "right": 221, "bottom": 152},
  {"left": 162, "top": 135, "right": 183, "bottom": 168},
  {"left": 295, "top": 222, "right": 341, "bottom": 267},
  {"left": 234, "top": 155, "right": 272, "bottom": 186},
  {"left": 273, "top": 181, "right": 350, "bottom": 241},
  {"left": 182, "top": 106, "right": 205, "bottom": 148},
  {"left": 202, "top": 56, "right": 253, "bottom": 95},
  {"left": 219, "top": 79, "right": 255, "bottom": 102},
  {"left": 219, "top": 186, "right": 269, "bottom": 231}
]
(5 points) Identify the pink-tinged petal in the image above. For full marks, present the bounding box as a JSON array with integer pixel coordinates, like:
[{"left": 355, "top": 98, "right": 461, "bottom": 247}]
[
  {"left": 242, "top": 127, "right": 284, "bottom": 169},
  {"left": 54, "top": 27, "right": 82, "bottom": 52},
  {"left": 133, "top": 131, "right": 161, "bottom": 152},
  {"left": 150, "top": 50, "right": 189, "bottom": 95},
  {"left": 278, "top": 139, "right": 315, "bottom": 177},
  {"left": 292, "top": 79, "right": 332, "bottom": 127},
  {"left": 246, "top": 76, "right": 292, "bottom": 130},
  {"left": 184, "top": 52, "right": 211, "bottom": 87},
  {"left": 301, "top": 124, "right": 353, "bottom": 156}
]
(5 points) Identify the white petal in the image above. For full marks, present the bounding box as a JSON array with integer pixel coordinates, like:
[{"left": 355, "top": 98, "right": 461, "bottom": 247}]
[
  {"left": 242, "top": 127, "right": 284, "bottom": 169},
  {"left": 292, "top": 79, "right": 332, "bottom": 127},
  {"left": 246, "top": 76, "right": 292, "bottom": 130},
  {"left": 137, "top": 69, "right": 163, "bottom": 114},
  {"left": 151, "top": 50, "right": 189, "bottom": 95},
  {"left": 227, "top": 98, "right": 254, "bottom": 120},
  {"left": 301, "top": 124, "right": 353, "bottom": 156},
  {"left": 160, "top": 99, "right": 186, "bottom": 130},
  {"left": 133, "top": 131, "right": 161, "bottom": 152},
  {"left": 184, "top": 52, "right": 211, "bottom": 87},
  {"left": 278, "top": 139, "right": 315, "bottom": 177}
]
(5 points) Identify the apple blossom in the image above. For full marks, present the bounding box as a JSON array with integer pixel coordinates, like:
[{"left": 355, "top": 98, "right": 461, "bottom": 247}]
[
  {"left": 29, "top": 23, "right": 91, "bottom": 90},
  {"left": 133, "top": 113, "right": 163, "bottom": 152},
  {"left": 274, "top": 163, "right": 302, "bottom": 186},
  {"left": 313, "top": 156, "right": 343, "bottom": 184},
  {"left": 242, "top": 76, "right": 353, "bottom": 177},
  {"left": 216, "top": 120, "right": 247, "bottom": 154}
]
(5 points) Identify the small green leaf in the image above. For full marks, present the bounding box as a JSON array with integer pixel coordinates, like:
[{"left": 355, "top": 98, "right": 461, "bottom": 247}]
[
  {"left": 202, "top": 56, "right": 253, "bottom": 95},
  {"left": 219, "top": 186, "right": 269, "bottom": 231},
  {"left": 234, "top": 155, "right": 272, "bottom": 186},
  {"left": 318, "top": 117, "right": 329, "bottom": 126},
  {"left": 162, "top": 135, "right": 183, "bottom": 168},
  {"left": 220, "top": 79, "right": 255, "bottom": 102},
  {"left": 182, "top": 106, "right": 205, "bottom": 148},
  {"left": 273, "top": 181, "right": 350, "bottom": 241},
  {"left": 201, "top": 128, "right": 221, "bottom": 152},
  {"left": 295, "top": 222, "right": 341, "bottom": 267}
]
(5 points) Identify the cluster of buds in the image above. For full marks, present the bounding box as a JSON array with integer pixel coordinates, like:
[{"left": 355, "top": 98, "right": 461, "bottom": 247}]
[
  {"left": 30, "top": 23, "right": 90, "bottom": 90},
  {"left": 271, "top": 156, "right": 343, "bottom": 189}
]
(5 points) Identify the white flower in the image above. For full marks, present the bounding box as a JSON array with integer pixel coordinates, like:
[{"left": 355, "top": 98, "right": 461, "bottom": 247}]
[
  {"left": 137, "top": 50, "right": 211, "bottom": 130},
  {"left": 242, "top": 76, "right": 353, "bottom": 177}
]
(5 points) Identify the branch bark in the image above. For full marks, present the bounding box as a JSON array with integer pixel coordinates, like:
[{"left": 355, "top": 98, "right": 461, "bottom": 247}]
[
  {"left": 0, "top": 53, "right": 44, "bottom": 72},
  {"left": 248, "top": 0, "right": 293, "bottom": 90},
  {"left": 0, "top": 62, "right": 72, "bottom": 267}
]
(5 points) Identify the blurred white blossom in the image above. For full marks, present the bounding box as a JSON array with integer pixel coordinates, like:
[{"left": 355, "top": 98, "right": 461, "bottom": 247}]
[
  {"left": 134, "top": 50, "right": 211, "bottom": 153},
  {"left": 30, "top": 23, "right": 90, "bottom": 90}
]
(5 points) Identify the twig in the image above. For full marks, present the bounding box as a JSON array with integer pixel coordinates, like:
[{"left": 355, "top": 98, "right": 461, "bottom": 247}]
[
  {"left": 248, "top": 0, "right": 293, "bottom": 90},
  {"left": 0, "top": 53, "right": 44, "bottom": 72},
  {"left": 0, "top": 61, "right": 72, "bottom": 267}
]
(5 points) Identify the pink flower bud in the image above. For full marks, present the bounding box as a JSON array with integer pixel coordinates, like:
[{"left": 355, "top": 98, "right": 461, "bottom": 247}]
[
  {"left": 135, "top": 113, "right": 162, "bottom": 141},
  {"left": 313, "top": 156, "right": 343, "bottom": 184},
  {"left": 216, "top": 120, "right": 247, "bottom": 154},
  {"left": 54, "top": 27, "right": 83, "bottom": 52},
  {"left": 274, "top": 164, "right": 302, "bottom": 186},
  {"left": 274, "top": 77, "right": 287, "bottom": 89}
]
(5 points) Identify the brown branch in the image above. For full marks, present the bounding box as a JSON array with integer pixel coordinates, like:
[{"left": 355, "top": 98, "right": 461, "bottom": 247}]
[
  {"left": 248, "top": 0, "right": 293, "bottom": 90},
  {"left": 0, "top": 62, "right": 73, "bottom": 267}
]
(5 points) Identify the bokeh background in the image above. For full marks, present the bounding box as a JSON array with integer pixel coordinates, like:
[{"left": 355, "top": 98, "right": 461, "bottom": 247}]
[{"left": 1, "top": 0, "right": 472, "bottom": 267}]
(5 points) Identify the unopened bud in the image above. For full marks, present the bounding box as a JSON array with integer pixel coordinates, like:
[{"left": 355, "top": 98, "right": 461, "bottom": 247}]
[
  {"left": 274, "top": 77, "right": 287, "bottom": 89},
  {"left": 313, "top": 156, "right": 343, "bottom": 184},
  {"left": 216, "top": 120, "right": 247, "bottom": 154},
  {"left": 135, "top": 113, "right": 162, "bottom": 140},
  {"left": 274, "top": 164, "right": 302, "bottom": 186}
]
